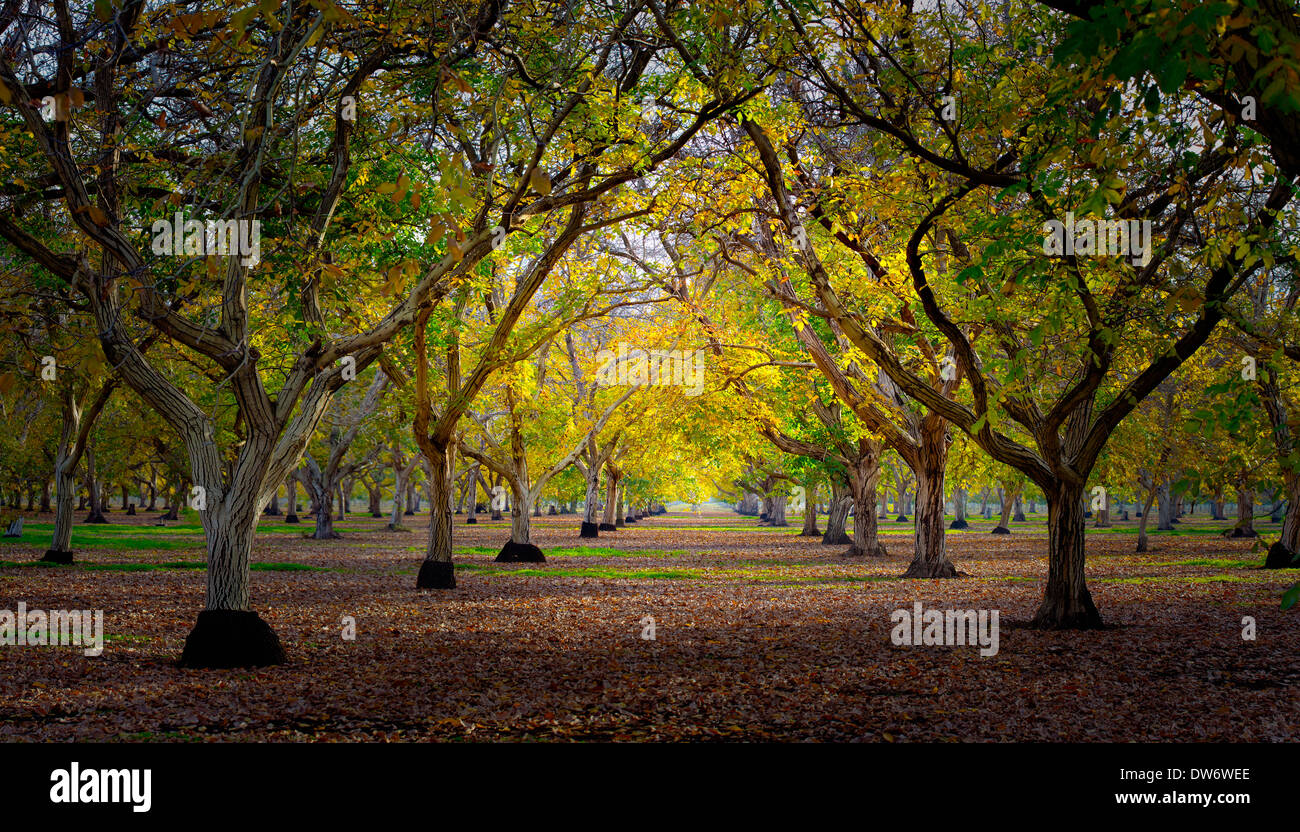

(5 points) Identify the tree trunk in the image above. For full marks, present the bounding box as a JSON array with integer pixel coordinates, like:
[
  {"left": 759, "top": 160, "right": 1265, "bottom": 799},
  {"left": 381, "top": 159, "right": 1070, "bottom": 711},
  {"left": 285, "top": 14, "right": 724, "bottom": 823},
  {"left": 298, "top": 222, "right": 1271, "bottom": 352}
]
[
  {"left": 1265, "top": 473, "right": 1300, "bottom": 568},
  {"left": 490, "top": 474, "right": 504, "bottom": 521},
  {"left": 822, "top": 481, "right": 852, "bottom": 545},
  {"left": 903, "top": 424, "right": 958, "bottom": 577},
  {"left": 1033, "top": 481, "right": 1103, "bottom": 629},
  {"left": 1232, "top": 478, "right": 1257, "bottom": 538},
  {"left": 511, "top": 487, "right": 534, "bottom": 544},
  {"left": 846, "top": 445, "right": 887, "bottom": 557},
  {"left": 162, "top": 482, "right": 183, "bottom": 521},
  {"left": 387, "top": 466, "right": 412, "bottom": 531},
  {"left": 1156, "top": 482, "right": 1174, "bottom": 530},
  {"left": 1093, "top": 486, "right": 1111, "bottom": 528},
  {"left": 949, "top": 486, "right": 968, "bottom": 529},
  {"left": 285, "top": 477, "right": 300, "bottom": 524},
  {"left": 1136, "top": 486, "right": 1158, "bottom": 552},
  {"left": 306, "top": 465, "right": 337, "bottom": 540},
  {"left": 581, "top": 464, "right": 601, "bottom": 537},
  {"left": 179, "top": 452, "right": 286, "bottom": 669},
  {"left": 416, "top": 441, "right": 455, "bottom": 589},
  {"left": 45, "top": 458, "right": 77, "bottom": 561},
  {"left": 83, "top": 445, "right": 107, "bottom": 523},
  {"left": 768, "top": 493, "right": 788, "bottom": 527},
  {"left": 799, "top": 489, "right": 820, "bottom": 536},
  {"left": 465, "top": 465, "right": 480, "bottom": 524},
  {"left": 1013, "top": 495, "right": 1026, "bottom": 522},
  {"left": 994, "top": 486, "right": 1012, "bottom": 533},
  {"left": 601, "top": 470, "right": 620, "bottom": 529}
]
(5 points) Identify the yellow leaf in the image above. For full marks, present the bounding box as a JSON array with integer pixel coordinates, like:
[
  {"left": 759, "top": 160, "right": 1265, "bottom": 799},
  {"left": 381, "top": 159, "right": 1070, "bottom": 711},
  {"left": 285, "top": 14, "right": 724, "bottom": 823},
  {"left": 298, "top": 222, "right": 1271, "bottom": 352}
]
[
  {"left": 427, "top": 218, "right": 445, "bottom": 245},
  {"left": 529, "top": 168, "right": 551, "bottom": 195}
]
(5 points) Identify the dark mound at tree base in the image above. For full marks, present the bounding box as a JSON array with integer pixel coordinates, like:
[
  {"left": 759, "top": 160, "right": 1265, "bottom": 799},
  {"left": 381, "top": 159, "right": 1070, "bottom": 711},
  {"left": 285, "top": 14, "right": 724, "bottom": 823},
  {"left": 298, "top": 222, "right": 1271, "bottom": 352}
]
[
  {"left": 126, "top": 505, "right": 136, "bottom": 516},
  {"left": 895, "top": 515, "right": 909, "bottom": 522},
  {"left": 1029, "top": 609, "right": 1105, "bottom": 630},
  {"left": 371, "top": 512, "right": 383, "bottom": 518},
  {"left": 495, "top": 541, "right": 545, "bottom": 563},
  {"left": 41, "top": 550, "right": 74, "bottom": 564},
  {"left": 599, "top": 523, "right": 617, "bottom": 531},
  {"left": 948, "top": 518, "right": 969, "bottom": 529},
  {"left": 579, "top": 522, "right": 599, "bottom": 538},
  {"left": 625, "top": 517, "right": 637, "bottom": 524},
  {"left": 548, "top": 506, "right": 558, "bottom": 515},
  {"left": 991, "top": 526, "right": 1011, "bottom": 534},
  {"left": 821, "top": 533, "right": 852, "bottom": 545},
  {"left": 1227, "top": 527, "right": 1258, "bottom": 538},
  {"left": 285, "top": 515, "right": 300, "bottom": 524},
  {"left": 416, "top": 560, "right": 456, "bottom": 589},
  {"left": 1264, "top": 541, "right": 1298, "bottom": 569},
  {"left": 799, "top": 528, "right": 821, "bottom": 537},
  {"left": 901, "top": 559, "right": 963, "bottom": 578},
  {"left": 179, "top": 610, "right": 286, "bottom": 668},
  {"left": 466, "top": 517, "right": 478, "bottom": 524},
  {"left": 83, "top": 514, "right": 109, "bottom": 524},
  {"left": 844, "top": 544, "right": 888, "bottom": 557}
]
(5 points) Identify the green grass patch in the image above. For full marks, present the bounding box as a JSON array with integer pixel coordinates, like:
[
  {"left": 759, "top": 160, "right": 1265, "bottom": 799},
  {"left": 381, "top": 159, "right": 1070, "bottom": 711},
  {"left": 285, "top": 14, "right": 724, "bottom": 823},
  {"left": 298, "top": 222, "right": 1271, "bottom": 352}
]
[
  {"left": 0, "top": 559, "right": 324, "bottom": 572},
  {"left": 442, "top": 545, "right": 686, "bottom": 558},
  {"left": 488, "top": 565, "right": 703, "bottom": 580},
  {"left": 0, "top": 527, "right": 203, "bottom": 550},
  {"left": 1099, "top": 575, "right": 1251, "bottom": 585},
  {"left": 1150, "top": 558, "right": 1260, "bottom": 569}
]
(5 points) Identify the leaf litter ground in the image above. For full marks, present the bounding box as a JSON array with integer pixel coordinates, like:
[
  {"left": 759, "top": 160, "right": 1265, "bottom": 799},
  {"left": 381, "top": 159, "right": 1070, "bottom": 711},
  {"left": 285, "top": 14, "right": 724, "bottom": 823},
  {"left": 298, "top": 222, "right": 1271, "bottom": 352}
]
[{"left": 1, "top": 511, "right": 1295, "bottom": 741}]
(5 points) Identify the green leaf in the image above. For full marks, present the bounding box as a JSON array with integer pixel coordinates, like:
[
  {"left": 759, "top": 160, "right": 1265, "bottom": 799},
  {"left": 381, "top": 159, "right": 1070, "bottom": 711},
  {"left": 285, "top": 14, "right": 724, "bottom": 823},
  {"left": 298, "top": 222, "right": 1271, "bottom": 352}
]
[{"left": 1282, "top": 581, "right": 1300, "bottom": 612}]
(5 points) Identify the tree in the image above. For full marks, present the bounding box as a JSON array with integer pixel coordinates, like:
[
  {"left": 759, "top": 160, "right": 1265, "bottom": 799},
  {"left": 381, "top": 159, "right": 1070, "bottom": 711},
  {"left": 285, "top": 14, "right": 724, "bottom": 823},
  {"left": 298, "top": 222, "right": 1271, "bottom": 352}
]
[{"left": 704, "top": 0, "right": 1295, "bottom": 627}]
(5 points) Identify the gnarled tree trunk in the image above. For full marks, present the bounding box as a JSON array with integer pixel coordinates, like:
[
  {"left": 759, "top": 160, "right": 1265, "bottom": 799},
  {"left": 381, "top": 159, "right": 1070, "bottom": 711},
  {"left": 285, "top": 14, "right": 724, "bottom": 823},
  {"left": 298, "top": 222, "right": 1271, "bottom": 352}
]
[
  {"left": 1033, "top": 480, "right": 1103, "bottom": 629},
  {"left": 903, "top": 420, "right": 958, "bottom": 577},
  {"left": 799, "top": 486, "right": 820, "bottom": 536},
  {"left": 846, "top": 442, "right": 887, "bottom": 557},
  {"left": 822, "top": 479, "right": 852, "bottom": 545},
  {"left": 416, "top": 441, "right": 456, "bottom": 589}
]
